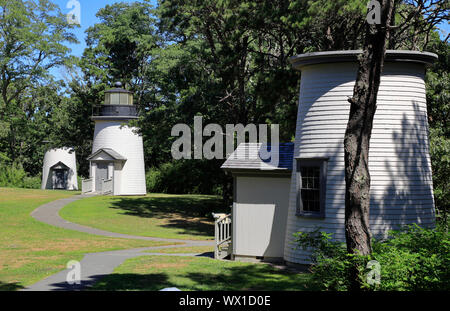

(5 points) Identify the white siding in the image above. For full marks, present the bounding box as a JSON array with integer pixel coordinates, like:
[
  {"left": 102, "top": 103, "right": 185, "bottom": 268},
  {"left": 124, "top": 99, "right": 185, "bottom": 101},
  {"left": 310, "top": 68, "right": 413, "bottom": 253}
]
[
  {"left": 284, "top": 62, "right": 436, "bottom": 264},
  {"left": 92, "top": 120, "right": 146, "bottom": 195},
  {"left": 234, "top": 176, "right": 291, "bottom": 258},
  {"left": 41, "top": 147, "right": 78, "bottom": 190}
]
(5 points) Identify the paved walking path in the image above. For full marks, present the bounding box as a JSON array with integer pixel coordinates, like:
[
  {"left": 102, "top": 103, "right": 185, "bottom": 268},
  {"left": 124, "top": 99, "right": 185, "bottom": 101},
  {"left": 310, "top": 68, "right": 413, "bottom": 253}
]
[{"left": 22, "top": 194, "right": 215, "bottom": 291}]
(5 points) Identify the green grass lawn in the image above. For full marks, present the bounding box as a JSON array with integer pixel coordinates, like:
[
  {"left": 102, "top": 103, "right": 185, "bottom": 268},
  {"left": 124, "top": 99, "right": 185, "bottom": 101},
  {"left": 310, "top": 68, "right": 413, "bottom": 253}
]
[
  {"left": 60, "top": 193, "right": 225, "bottom": 240},
  {"left": 91, "top": 255, "right": 316, "bottom": 291},
  {"left": 0, "top": 188, "right": 315, "bottom": 291},
  {"left": 0, "top": 188, "right": 171, "bottom": 290}
]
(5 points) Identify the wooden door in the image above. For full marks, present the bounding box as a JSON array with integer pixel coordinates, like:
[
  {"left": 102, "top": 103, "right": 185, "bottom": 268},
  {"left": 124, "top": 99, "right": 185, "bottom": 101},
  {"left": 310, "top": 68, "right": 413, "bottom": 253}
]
[{"left": 95, "top": 163, "right": 108, "bottom": 192}]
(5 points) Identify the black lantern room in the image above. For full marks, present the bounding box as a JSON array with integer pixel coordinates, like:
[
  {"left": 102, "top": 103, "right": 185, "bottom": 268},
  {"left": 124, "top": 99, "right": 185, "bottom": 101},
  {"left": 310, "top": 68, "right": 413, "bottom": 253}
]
[{"left": 93, "top": 82, "right": 137, "bottom": 119}]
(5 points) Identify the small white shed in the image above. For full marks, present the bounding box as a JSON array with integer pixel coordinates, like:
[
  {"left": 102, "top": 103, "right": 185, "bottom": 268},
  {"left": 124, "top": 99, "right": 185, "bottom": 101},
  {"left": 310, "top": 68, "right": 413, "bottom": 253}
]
[
  {"left": 221, "top": 143, "right": 294, "bottom": 262},
  {"left": 41, "top": 147, "right": 78, "bottom": 190}
]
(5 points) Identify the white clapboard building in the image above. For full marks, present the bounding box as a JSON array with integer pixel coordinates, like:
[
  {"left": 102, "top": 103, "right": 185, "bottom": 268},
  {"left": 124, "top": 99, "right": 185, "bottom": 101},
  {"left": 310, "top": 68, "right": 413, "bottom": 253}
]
[
  {"left": 218, "top": 50, "right": 437, "bottom": 264},
  {"left": 82, "top": 82, "right": 146, "bottom": 196},
  {"left": 41, "top": 147, "right": 78, "bottom": 190}
]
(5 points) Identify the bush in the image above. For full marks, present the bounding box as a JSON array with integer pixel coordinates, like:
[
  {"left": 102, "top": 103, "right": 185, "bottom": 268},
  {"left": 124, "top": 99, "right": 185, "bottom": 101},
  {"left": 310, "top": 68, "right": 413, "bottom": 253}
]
[
  {"left": 22, "top": 175, "right": 42, "bottom": 189},
  {"left": 293, "top": 230, "right": 360, "bottom": 290},
  {"left": 429, "top": 127, "right": 450, "bottom": 228},
  {"left": 370, "top": 225, "right": 450, "bottom": 291},
  {"left": 0, "top": 162, "right": 41, "bottom": 189},
  {"left": 146, "top": 167, "right": 163, "bottom": 192},
  {"left": 145, "top": 160, "right": 226, "bottom": 195},
  {"left": 294, "top": 225, "right": 450, "bottom": 291}
]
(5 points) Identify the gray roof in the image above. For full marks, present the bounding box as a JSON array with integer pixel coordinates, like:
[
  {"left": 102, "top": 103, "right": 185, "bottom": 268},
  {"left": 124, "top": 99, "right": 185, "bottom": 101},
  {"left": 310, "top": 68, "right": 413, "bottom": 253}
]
[
  {"left": 290, "top": 50, "right": 438, "bottom": 70},
  {"left": 87, "top": 148, "right": 127, "bottom": 161},
  {"left": 221, "top": 143, "right": 294, "bottom": 172}
]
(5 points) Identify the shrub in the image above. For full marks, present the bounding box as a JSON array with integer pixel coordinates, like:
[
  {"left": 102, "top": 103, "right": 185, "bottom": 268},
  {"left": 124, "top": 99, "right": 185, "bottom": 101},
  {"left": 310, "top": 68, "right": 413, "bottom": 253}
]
[
  {"left": 429, "top": 127, "right": 450, "bottom": 228},
  {"left": 294, "top": 230, "right": 358, "bottom": 290},
  {"left": 368, "top": 225, "right": 450, "bottom": 291},
  {"left": 145, "top": 167, "right": 163, "bottom": 192},
  {"left": 22, "top": 175, "right": 42, "bottom": 189},
  {"left": 294, "top": 225, "right": 450, "bottom": 291},
  {"left": 145, "top": 160, "right": 226, "bottom": 195},
  {"left": 0, "top": 162, "right": 41, "bottom": 189},
  {"left": 0, "top": 162, "right": 27, "bottom": 187}
]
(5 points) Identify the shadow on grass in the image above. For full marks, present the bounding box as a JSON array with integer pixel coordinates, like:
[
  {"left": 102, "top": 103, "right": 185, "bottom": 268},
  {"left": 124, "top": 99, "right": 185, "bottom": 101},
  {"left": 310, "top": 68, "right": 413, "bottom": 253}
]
[
  {"left": 36, "top": 273, "right": 169, "bottom": 291},
  {"left": 109, "top": 195, "right": 227, "bottom": 237},
  {"left": 0, "top": 281, "right": 25, "bottom": 291},
  {"left": 88, "top": 263, "right": 316, "bottom": 291}
]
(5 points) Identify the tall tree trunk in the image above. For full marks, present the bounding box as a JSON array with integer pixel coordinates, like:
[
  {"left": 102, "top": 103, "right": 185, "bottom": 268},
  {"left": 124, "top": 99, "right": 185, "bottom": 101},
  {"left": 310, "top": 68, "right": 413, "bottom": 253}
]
[{"left": 344, "top": 0, "right": 395, "bottom": 288}]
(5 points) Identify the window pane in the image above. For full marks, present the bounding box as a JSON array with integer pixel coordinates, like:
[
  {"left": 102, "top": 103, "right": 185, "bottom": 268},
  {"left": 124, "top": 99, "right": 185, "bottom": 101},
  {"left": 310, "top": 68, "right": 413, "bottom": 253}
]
[
  {"left": 299, "top": 164, "right": 321, "bottom": 213},
  {"left": 120, "top": 93, "right": 128, "bottom": 105},
  {"left": 110, "top": 94, "right": 120, "bottom": 105}
]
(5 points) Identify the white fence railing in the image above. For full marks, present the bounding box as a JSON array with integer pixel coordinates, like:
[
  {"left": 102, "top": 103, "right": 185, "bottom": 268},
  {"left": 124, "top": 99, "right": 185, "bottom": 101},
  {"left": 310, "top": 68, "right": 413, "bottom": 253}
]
[
  {"left": 102, "top": 178, "right": 113, "bottom": 195},
  {"left": 213, "top": 213, "right": 232, "bottom": 260},
  {"left": 81, "top": 178, "right": 93, "bottom": 194}
]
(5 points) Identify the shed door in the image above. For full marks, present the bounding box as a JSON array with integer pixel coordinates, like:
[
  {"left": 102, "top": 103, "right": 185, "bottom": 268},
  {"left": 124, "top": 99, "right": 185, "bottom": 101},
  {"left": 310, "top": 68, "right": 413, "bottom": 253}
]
[
  {"left": 95, "top": 163, "right": 109, "bottom": 192},
  {"left": 53, "top": 169, "right": 67, "bottom": 189},
  {"left": 233, "top": 176, "right": 290, "bottom": 258}
]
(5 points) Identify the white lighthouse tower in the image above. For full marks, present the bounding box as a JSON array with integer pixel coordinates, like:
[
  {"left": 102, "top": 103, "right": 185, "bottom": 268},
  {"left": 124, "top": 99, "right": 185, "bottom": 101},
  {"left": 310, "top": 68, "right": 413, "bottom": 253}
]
[
  {"left": 283, "top": 50, "right": 437, "bottom": 264},
  {"left": 85, "top": 82, "right": 146, "bottom": 195}
]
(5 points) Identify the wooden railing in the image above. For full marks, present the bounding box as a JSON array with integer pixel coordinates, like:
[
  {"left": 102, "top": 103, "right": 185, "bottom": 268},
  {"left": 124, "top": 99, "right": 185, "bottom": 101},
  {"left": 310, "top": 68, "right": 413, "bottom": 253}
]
[
  {"left": 213, "top": 213, "right": 232, "bottom": 260},
  {"left": 81, "top": 178, "right": 93, "bottom": 194},
  {"left": 102, "top": 178, "right": 113, "bottom": 195}
]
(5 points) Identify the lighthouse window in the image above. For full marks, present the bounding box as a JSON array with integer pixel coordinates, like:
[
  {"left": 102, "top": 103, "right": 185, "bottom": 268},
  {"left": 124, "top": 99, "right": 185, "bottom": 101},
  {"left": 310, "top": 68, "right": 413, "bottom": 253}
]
[{"left": 296, "top": 159, "right": 327, "bottom": 218}]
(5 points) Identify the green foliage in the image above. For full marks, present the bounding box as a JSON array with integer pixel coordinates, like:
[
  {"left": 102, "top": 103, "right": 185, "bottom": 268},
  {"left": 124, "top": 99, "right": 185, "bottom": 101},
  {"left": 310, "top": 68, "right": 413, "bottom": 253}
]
[
  {"left": 0, "top": 0, "right": 78, "bottom": 169},
  {"left": 426, "top": 40, "right": 450, "bottom": 226},
  {"left": 146, "top": 160, "right": 225, "bottom": 195},
  {"left": 295, "top": 225, "right": 450, "bottom": 291},
  {"left": 294, "top": 230, "right": 354, "bottom": 290},
  {"left": 368, "top": 225, "right": 450, "bottom": 291},
  {"left": 429, "top": 128, "right": 450, "bottom": 224},
  {"left": 0, "top": 162, "right": 27, "bottom": 187},
  {"left": 82, "top": 0, "right": 157, "bottom": 94},
  {"left": 22, "top": 176, "right": 42, "bottom": 189},
  {"left": 0, "top": 162, "right": 40, "bottom": 189},
  {"left": 145, "top": 167, "right": 162, "bottom": 192}
]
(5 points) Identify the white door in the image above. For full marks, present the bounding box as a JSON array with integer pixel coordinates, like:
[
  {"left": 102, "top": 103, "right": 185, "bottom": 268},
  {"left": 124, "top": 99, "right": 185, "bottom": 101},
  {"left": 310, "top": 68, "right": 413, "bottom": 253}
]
[
  {"left": 95, "top": 162, "right": 109, "bottom": 192},
  {"left": 233, "top": 176, "right": 291, "bottom": 258}
]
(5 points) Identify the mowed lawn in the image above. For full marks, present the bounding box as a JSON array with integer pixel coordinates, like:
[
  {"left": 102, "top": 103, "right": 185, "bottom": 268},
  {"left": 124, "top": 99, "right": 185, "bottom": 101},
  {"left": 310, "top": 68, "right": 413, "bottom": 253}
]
[
  {"left": 0, "top": 188, "right": 170, "bottom": 290},
  {"left": 91, "top": 255, "right": 316, "bottom": 291},
  {"left": 60, "top": 194, "right": 225, "bottom": 240}
]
